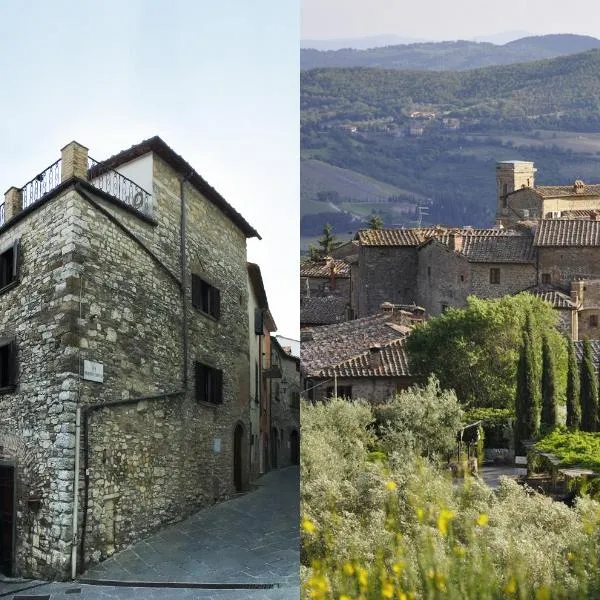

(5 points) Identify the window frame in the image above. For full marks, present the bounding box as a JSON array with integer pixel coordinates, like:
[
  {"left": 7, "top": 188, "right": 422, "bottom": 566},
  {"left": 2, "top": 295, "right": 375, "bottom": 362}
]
[
  {"left": 489, "top": 268, "right": 501, "bottom": 285},
  {"left": 194, "top": 360, "right": 223, "bottom": 405},
  {"left": 0, "top": 240, "right": 20, "bottom": 295},
  {"left": 541, "top": 273, "right": 551, "bottom": 285},
  {"left": 326, "top": 385, "right": 352, "bottom": 399},
  {"left": 191, "top": 274, "right": 221, "bottom": 319},
  {"left": 0, "top": 338, "right": 17, "bottom": 393},
  {"left": 590, "top": 315, "right": 599, "bottom": 328}
]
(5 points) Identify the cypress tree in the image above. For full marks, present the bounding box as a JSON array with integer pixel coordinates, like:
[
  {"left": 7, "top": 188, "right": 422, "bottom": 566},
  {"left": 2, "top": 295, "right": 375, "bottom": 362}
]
[
  {"left": 541, "top": 335, "right": 558, "bottom": 430},
  {"left": 514, "top": 330, "right": 528, "bottom": 455},
  {"left": 580, "top": 339, "right": 598, "bottom": 432},
  {"left": 566, "top": 337, "right": 581, "bottom": 429}
]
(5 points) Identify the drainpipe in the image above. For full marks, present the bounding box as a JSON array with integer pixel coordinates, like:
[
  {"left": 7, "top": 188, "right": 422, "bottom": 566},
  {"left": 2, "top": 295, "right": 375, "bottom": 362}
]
[{"left": 71, "top": 405, "right": 81, "bottom": 579}]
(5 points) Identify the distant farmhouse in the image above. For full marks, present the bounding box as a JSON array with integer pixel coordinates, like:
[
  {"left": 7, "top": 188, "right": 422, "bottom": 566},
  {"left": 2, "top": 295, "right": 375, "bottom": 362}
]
[{"left": 301, "top": 161, "right": 600, "bottom": 345}]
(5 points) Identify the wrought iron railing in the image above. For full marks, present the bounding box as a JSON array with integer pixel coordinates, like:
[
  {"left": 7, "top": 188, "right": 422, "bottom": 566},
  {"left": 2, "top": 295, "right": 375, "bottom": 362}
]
[
  {"left": 21, "top": 159, "right": 62, "bottom": 210},
  {"left": 88, "top": 157, "right": 152, "bottom": 216}
]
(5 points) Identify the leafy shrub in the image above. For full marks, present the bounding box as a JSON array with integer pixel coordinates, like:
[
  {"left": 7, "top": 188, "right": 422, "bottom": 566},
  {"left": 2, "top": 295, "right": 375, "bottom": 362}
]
[
  {"left": 465, "top": 407, "right": 514, "bottom": 449},
  {"left": 536, "top": 429, "right": 600, "bottom": 472}
]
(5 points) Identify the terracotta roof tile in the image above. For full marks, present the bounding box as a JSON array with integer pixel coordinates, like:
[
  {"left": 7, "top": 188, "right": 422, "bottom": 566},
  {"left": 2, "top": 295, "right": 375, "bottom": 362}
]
[
  {"left": 534, "top": 219, "right": 600, "bottom": 246},
  {"left": 358, "top": 228, "right": 437, "bottom": 246},
  {"left": 301, "top": 312, "right": 409, "bottom": 376},
  {"left": 318, "top": 338, "right": 411, "bottom": 378},
  {"left": 300, "top": 258, "right": 351, "bottom": 278},
  {"left": 436, "top": 232, "right": 535, "bottom": 263},
  {"left": 525, "top": 285, "right": 578, "bottom": 309},
  {"left": 537, "top": 184, "right": 600, "bottom": 198}
]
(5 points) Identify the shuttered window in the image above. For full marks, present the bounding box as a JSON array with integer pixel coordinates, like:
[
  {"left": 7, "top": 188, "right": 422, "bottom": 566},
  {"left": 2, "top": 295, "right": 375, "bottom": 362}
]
[
  {"left": 0, "top": 240, "right": 20, "bottom": 292},
  {"left": 195, "top": 361, "right": 223, "bottom": 405},
  {"left": 0, "top": 338, "right": 17, "bottom": 391},
  {"left": 191, "top": 274, "right": 221, "bottom": 319}
]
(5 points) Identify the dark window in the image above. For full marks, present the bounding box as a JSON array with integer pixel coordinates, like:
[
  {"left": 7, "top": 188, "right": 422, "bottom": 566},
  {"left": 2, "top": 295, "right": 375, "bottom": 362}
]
[
  {"left": 254, "top": 362, "right": 259, "bottom": 404},
  {"left": 590, "top": 315, "right": 598, "bottom": 328},
  {"left": 441, "top": 304, "right": 449, "bottom": 313},
  {"left": 427, "top": 266, "right": 431, "bottom": 277},
  {"left": 502, "top": 183, "right": 508, "bottom": 208},
  {"left": 490, "top": 268, "right": 501, "bottom": 284},
  {"left": 195, "top": 361, "right": 223, "bottom": 405},
  {"left": 541, "top": 273, "right": 551, "bottom": 285},
  {"left": 254, "top": 309, "right": 264, "bottom": 335},
  {"left": 326, "top": 385, "right": 352, "bottom": 399},
  {"left": 460, "top": 275, "right": 464, "bottom": 282},
  {"left": 191, "top": 274, "right": 220, "bottom": 319},
  {"left": 0, "top": 339, "right": 17, "bottom": 391},
  {"left": 0, "top": 241, "right": 19, "bottom": 292}
]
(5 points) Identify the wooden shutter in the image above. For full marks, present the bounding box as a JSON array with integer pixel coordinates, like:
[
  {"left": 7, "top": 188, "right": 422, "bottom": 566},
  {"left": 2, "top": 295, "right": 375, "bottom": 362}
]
[
  {"left": 212, "top": 286, "right": 221, "bottom": 319},
  {"left": 215, "top": 369, "right": 224, "bottom": 404},
  {"left": 191, "top": 274, "right": 201, "bottom": 309},
  {"left": 254, "top": 309, "right": 264, "bottom": 335},
  {"left": 7, "top": 340, "right": 17, "bottom": 387},
  {"left": 11, "top": 240, "right": 19, "bottom": 283}
]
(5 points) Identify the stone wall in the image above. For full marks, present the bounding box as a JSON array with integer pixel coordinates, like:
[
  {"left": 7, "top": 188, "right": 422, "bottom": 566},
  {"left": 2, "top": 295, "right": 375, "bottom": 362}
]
[
  {"left": 417, "top": 242, "right": 469, "bottom": 316},
  {"left": 300, "top": 275, "right": 351, "bottom": 300},
  {"left": 311, "top": 376, "right": 415, "bottom": 404},
  {"left": 0, "top": 188, "right": 81, "bottom": 579},
  {"left": 357, "top": 246, "right": 419, "bottom": 316},
  {"left": 538, "top": 247, "right": 600, "bottom": 288},
  {"left": 469, "top": 263, "right": 536, "bottom": 299}
]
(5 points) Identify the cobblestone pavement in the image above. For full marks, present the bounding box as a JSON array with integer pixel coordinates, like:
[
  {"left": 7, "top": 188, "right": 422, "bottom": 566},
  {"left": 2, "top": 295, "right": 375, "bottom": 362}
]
[{"left": 0, "top": 466, "right": 300, "bottom": 599}]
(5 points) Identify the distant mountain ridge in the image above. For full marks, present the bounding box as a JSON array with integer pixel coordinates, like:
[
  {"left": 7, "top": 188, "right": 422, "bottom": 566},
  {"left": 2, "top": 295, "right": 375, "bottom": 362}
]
[{"left": 301, "top": 34, "right": 600, "bottom": 71}]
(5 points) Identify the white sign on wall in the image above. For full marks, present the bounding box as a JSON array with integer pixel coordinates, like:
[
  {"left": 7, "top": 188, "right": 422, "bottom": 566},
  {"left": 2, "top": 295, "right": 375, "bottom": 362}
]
[
  {"left": 212, "top": 438, "right": 221, "bottom": 453},
  {"left": 83, "top": 360, "right": 104, "bottom": 383}
]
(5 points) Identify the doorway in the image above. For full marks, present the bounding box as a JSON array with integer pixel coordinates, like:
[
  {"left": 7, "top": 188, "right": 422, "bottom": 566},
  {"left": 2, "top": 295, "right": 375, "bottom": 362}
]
[
  {"left": 233, "top": 424, "right": 244, "bottom": 492},
  {"left": 0, "top": 464, "right": 15, "bottom": 576},
  {"left": 290, "top": 430, "right": 299, "bottom": 465}
]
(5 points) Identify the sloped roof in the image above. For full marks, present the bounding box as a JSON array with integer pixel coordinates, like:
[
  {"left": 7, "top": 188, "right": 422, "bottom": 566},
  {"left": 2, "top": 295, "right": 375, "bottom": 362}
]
[
  {"left": 536, "top": 184, "right": 600, "bottom": 198},
  {"left": 98, "top": 136, "right": 260, "bottom": 238},
  {"left": 435, "top": 232, "right": 535, "bottom": 263},
  {"left": 534, "top": 219, "right": 600, "bottom": 247},
  {"left": 525, "top": 285, "right": 578, "bottom": 309},
  {"left": 357, "top": 228, "right": 437, "bottom": 246},
  {"left": 546, "top": 209, "right": 600, "bottom": 219},
  {"left": 317, "top": 338, "right": 411, "bottom": 379},
  {"left": 300, "top": 258, "right": 351, "bottom": 278},
  {"left": 300, "top": 296, "right": 349, "bottom": 326},
  {"left": 301, "top": 312, "right": 409, "bottom": 377}
]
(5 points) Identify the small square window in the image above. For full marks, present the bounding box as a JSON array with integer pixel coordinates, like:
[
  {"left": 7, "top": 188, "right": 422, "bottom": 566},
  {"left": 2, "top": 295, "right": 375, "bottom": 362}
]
[
  {"left": 490, "top": 268, "right": 501, "bottom": 284},
  {"left": 0, "top": 240, "right": 20, "bottom": 292},
  {"left": 195, "top": 361, "right": 223, "bottom": 405},
  {"left": 590, "top": 315, "right": 598, "bottom": 328},
  {"left": 326, "top": 385, "right": 352, "bottom": 399},
  {"left": 191, "top": 274, "right": 221, "bottom": 319},
  {"left": 541, "top": 273, "right": 551, "bottom": 285},
  {"left": 0, "top": 338, "right": 17, "bottom": 392},
  {"left": 441, "top": 304, "right": 449, "bottom": 313}
]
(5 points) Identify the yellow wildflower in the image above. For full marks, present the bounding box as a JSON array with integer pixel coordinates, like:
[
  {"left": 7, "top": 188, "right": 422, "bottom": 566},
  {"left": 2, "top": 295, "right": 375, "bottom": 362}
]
[
  {"left": 416, "top": 507, "right": 425, "bottom": 522},
  {"left": 398, "top": 594, "right": 407, "bottom": 600},
  {"left": 339, "top": 595, "right": 352, "bottom": 600},
  {"left": 476, "top": 513, "right": 489, "bottom": 527},
  {"left": 536, "top": 587, "right": 551, "bottom": 600},
  {"left": 386, "top": 480, "right": 398, "bottom": 491},
  {"left": 302, "top": 518, "right": 316, "bottom": 534},
  {"left": 434, "top": 573, "right": 447, "bottom": 593},
  {"left": 382, "top": 581, "right": 395, "bottom": 598},
  {"left": 505, "top": 576, "right": 517, "bottom": 594},
  {"left": 391, "top": 561, "right": 405, "bottom": 575},
  {"left": 437, "top": 508, "right": 455, "bottom": 537},
  {"left": 426, "top": 567, "right": 435, "bottom": 580},
  {"left": 343, "top": 562, "right": 355, "bottom": 576},
  {"left": 567, "top": 551, "right": 575, "bottom": 562},
  {"left": 453, "top": 544, "right": 466, "bottom": 558},
  {"left": 357, "top": 567, "right": 368, "bottom": 589}
]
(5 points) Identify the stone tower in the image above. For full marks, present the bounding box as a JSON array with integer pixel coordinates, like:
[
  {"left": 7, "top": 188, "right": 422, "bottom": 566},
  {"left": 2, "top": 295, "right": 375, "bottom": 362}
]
[{"left": 496, "top": 161, "right": 536, "bottom": 222}]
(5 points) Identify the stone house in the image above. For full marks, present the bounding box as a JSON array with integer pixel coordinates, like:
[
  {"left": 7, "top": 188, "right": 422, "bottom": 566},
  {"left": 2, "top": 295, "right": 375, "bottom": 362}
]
[
  {"left": 270, "top": 336, "right": 300, "bottom": 468},
  {"left": 0, "top": 137, "right": 261, "bottom": 580},
  {"left": 247, "top": 263, "right": 277, "bottom": 480},
  {"left": 495, "top": 160, "right": 600, "bottom": 228},
  {"left": 301, "top": 307, "right": 418, "bottom": 403}
]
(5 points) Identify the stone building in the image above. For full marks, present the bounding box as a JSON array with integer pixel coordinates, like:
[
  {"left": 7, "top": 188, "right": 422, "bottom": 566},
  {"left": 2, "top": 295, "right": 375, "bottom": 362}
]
[
  {"left": 495, "top": 160, "right": 600, "bottom": 228},
  {"left": 0, "top": 137, "right": 261, "bottom": 579},
  {"left": 270, "top": 336, "right": 300, "bottom": 468},
  {"left": 247, "top": 263, "right": 277, "bottom": 480},
  {"left": 301, "top": 307, "right": 419, "bottom": 403}
]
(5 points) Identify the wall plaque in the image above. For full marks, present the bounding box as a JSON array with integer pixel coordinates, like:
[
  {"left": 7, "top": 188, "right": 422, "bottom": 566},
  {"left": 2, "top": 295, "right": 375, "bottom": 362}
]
[{"left": 83, "top": 360, "right": 104, "bottom": 383}]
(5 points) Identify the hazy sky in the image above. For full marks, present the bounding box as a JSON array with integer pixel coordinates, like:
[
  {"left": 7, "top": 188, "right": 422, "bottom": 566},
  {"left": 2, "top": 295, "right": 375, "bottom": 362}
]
[
  {"left": 0, "top": 0, "right": 299, "bottom": 338},
  {"left": 302, "top": 0, "right": 600, "bottom": 41}
]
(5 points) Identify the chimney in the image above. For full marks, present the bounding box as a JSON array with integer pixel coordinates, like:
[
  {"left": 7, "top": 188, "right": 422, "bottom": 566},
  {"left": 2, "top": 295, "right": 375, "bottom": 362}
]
[
  {"left": 61, "top": 141, "right": 89, "bottom": 182},
  {"left": 3, "top": 187, "right": 22, "bottom": 222},
  {"left": 448, "top": 232, "right": 463, "bottom": 253},
  {"left": 300, "top": 329, "right": 314, "bottom": 342},
  {"left": 591, "top": 211, "right": 599, "bottom": 221},
  {"left": 328, "top": 258, "right": 336, "bottom": 291},
  {"left": 574, "top": 180, "right": 585, "bottom": 194},
  {"left": 369, "top": 345, "right": 382, "bottom": 370},
  {"left": 380, "top": 302, "right": 394, "bottom": 313},
  {"left": 571, "top": 280, "right": 585, "bottom": 305}
]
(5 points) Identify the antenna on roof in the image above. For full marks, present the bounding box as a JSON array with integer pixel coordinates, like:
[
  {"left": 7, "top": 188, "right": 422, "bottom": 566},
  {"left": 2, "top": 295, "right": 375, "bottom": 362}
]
[{"left": 416, "top": 206, "right": 429, "bottom": 227}]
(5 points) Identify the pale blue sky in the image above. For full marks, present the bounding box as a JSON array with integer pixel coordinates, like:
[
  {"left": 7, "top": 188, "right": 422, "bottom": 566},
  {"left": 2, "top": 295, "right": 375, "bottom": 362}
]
[
  {"left": 302, "top": 0, "right": 600, "bottom": 41},
  {"left": 0, "top": 0, "right": 299, "bottom": 337}
]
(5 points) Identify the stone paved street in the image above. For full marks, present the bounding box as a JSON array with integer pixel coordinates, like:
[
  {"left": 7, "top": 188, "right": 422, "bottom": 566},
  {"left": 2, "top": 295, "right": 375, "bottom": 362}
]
[{"left": 0, "top": 466, "right": 300, "bottom": 600}]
